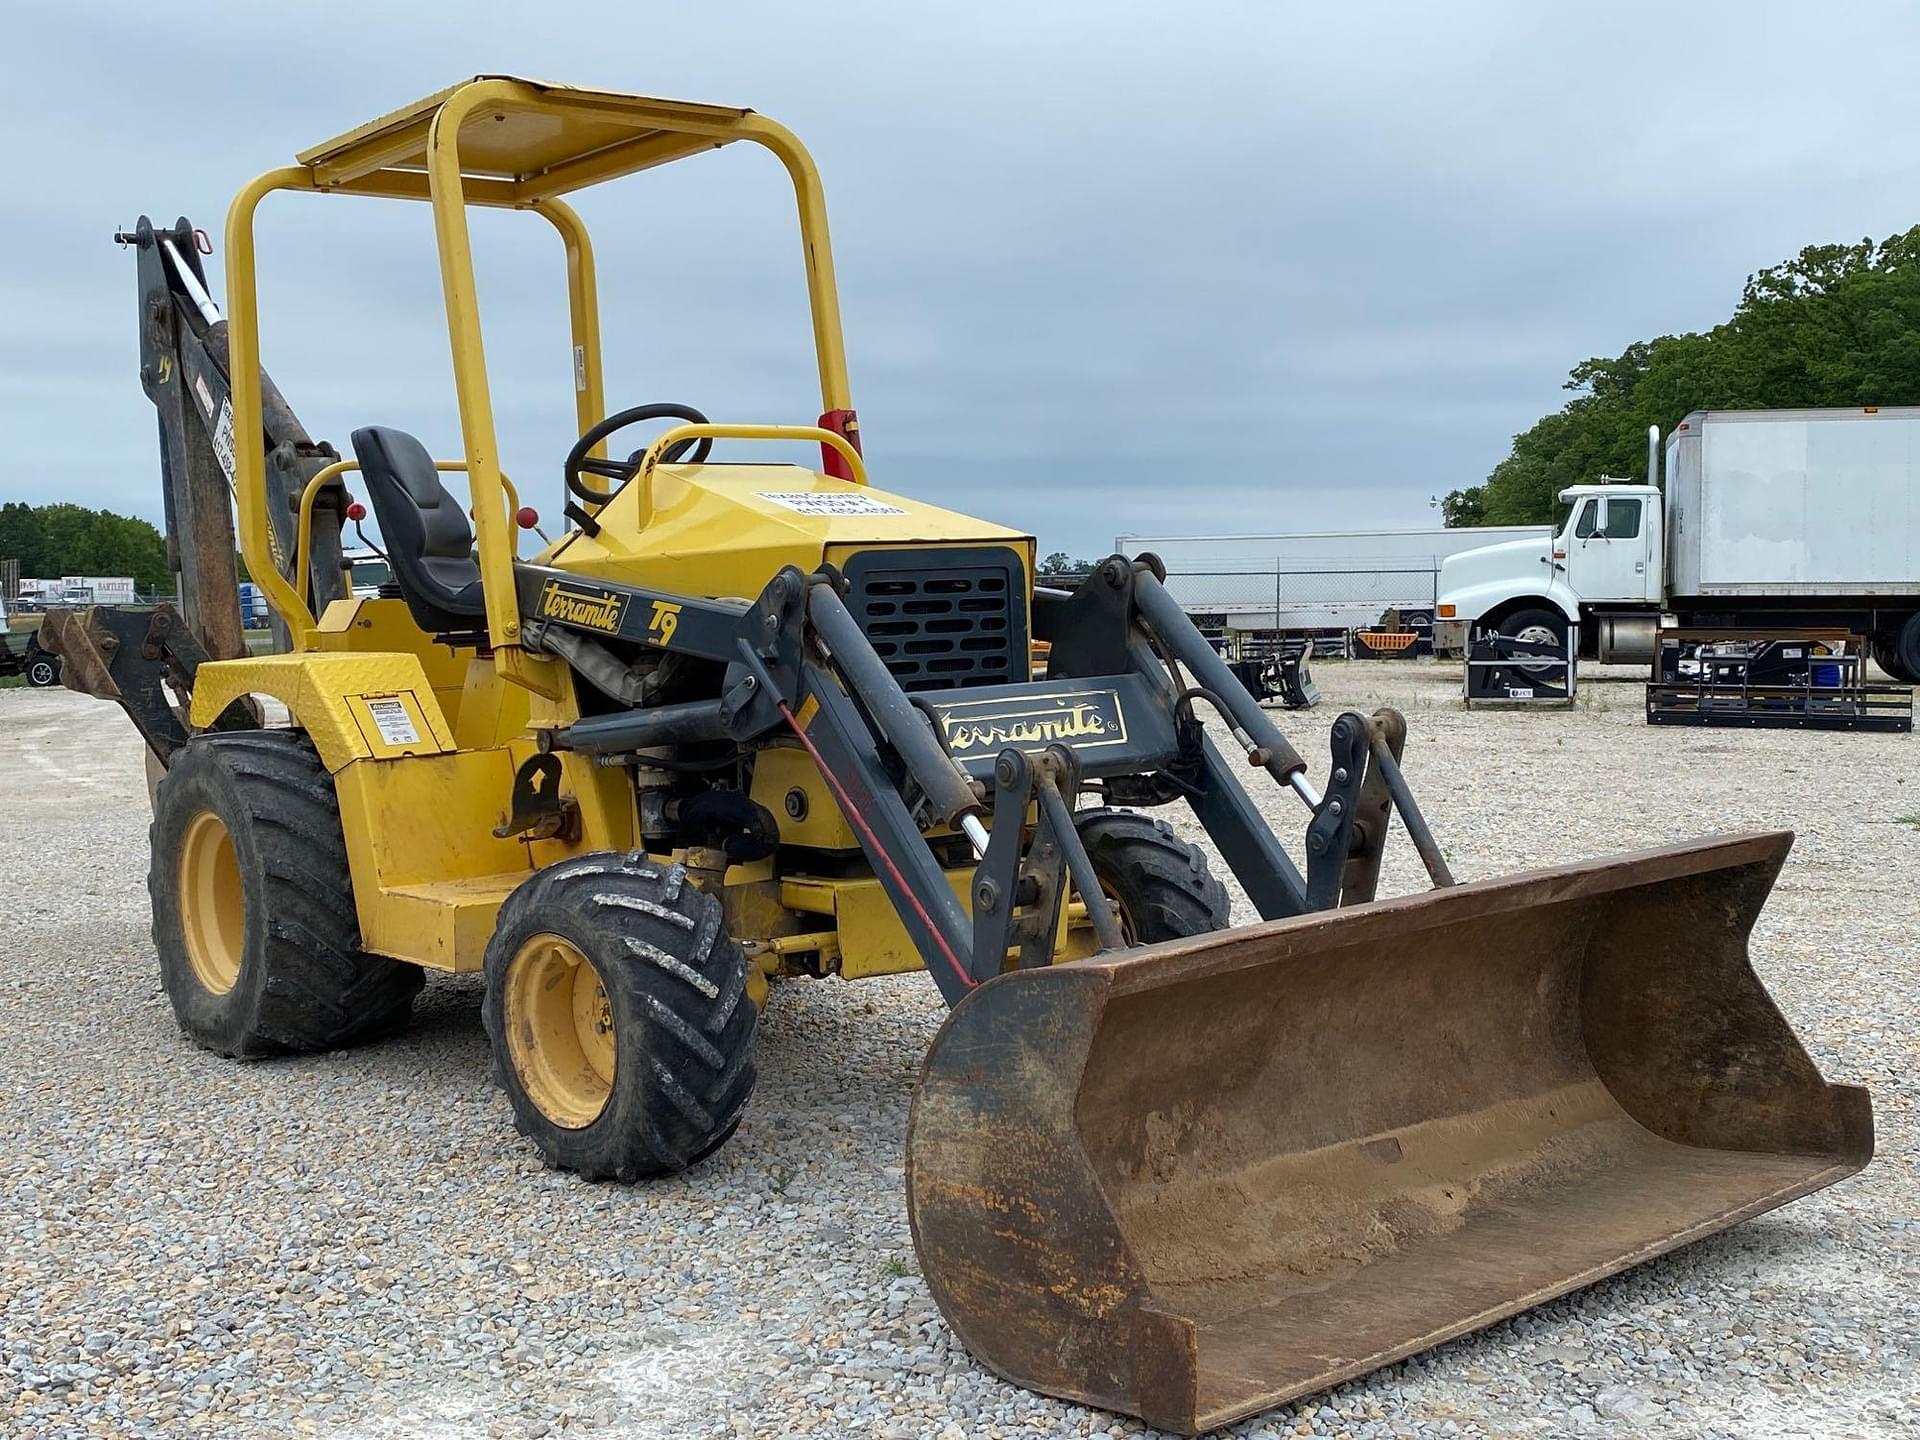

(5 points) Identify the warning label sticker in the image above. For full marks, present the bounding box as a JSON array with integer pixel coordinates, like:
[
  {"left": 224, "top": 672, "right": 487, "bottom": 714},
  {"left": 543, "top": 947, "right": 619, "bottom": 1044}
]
[
  {"left": 212, "top": 398, "right": 237, "bottom": 487},
  {"left": 755, "top": 491, "right": 906, "bottom": 517},
  {"left": 363, "top": 697, "right": 420, "bottom": 747}
]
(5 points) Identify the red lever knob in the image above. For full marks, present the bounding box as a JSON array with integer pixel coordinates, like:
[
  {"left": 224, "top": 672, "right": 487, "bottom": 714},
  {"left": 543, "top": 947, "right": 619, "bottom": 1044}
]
[
  {"left": 516, "top": 507, "right": 540, "bottom": 530},
  {"left": 345, "top": 501, "right": 367, "bottom": 522}
]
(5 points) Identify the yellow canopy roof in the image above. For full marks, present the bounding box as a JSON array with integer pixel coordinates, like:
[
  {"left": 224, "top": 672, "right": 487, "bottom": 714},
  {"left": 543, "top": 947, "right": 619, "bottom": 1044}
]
[{"left": 294, "top": 76, "right": 756, "bottom": 203}]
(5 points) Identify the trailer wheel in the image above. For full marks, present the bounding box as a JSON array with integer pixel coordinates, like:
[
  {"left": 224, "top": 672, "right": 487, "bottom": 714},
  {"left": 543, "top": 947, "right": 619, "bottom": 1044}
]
[
  {"left": 1075, "top": 809, "right": 1230, "bottom": 945},
  {"left": 483, "top": 853, "right": 757, "bottom": 1181},
  {"left": 149, "top": 731, "right": 423, "bottom": 1057},
  {"left": 1869, "top": 636, "right": 1911, "bottom": 683},
  {"left": 25, "top": 654, "right": 58, "bottom": 688},
  {"left": 1892, "top": 614, "right": 1920, "bottom": 684}
]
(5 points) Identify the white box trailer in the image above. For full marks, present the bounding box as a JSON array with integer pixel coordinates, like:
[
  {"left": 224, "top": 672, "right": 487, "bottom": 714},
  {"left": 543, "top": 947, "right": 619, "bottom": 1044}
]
[
  {"left": 1667, "top": 408, "right": 1919, "bottom": 596},
  {"left": 1438, "top": 407, "right": 1920, "bottom": 679},
  {"left": 63, "top": 575, "right": 138, "bottom": 604},
  {"left": 1118, "top": 526, "right": 1551, "bottom": 631}
]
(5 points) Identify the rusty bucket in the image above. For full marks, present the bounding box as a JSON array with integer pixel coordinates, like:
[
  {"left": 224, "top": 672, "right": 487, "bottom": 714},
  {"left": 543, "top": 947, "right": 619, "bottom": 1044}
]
[{"left": 905, "top": 832, "right": 1872, "bottom": 1434}]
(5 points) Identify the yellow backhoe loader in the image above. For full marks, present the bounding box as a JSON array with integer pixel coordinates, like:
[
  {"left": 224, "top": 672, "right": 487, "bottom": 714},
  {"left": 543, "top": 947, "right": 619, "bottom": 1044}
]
[{"left": 49, "top": 79, "right": 1871, "bottom": 1434}]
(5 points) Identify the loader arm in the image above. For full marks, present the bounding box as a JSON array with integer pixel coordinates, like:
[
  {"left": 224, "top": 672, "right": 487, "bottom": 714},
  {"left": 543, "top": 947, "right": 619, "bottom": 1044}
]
[{"left": 518, "top": 552, "right": 1450, "bottom": 1006}]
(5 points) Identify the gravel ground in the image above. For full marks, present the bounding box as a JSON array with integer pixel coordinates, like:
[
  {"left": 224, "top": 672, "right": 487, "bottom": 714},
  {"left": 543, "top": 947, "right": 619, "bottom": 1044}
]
[{"left": 0, "top": 662, "right": 1913, "bottom": 1439}]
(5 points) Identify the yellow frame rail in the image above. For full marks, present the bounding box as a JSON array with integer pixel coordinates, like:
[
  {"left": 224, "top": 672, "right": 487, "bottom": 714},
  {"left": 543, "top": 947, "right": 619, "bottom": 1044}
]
[{"left": 222, "top": 76, "right": 854, "bottom": 658}]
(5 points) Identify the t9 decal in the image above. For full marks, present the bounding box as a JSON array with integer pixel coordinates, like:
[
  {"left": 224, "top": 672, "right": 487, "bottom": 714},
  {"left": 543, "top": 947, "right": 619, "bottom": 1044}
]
[{"left": 648, "top": 599, "right": 683, "bottom": 646}]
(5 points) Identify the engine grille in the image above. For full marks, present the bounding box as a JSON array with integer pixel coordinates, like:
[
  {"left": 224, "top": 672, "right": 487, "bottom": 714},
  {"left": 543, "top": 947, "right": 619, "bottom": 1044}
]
[{"left": 843, "top": 546, "right": 1028, "bottom": 693}]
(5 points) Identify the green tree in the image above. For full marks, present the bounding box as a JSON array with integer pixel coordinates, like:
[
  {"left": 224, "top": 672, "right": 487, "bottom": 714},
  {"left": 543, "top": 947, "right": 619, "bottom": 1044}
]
[
  {"left": 0, "top": 503, "right": 49, "bottom": 576},
  {"left": 1040, "top": 552, "right": 1098, "bottom": 575},
  {"left": 0, "top": 503, "right": 171, "bottom": 593},
  {"left": 1451, "top": 227, "right": 1920, "bottom": 525},
  {"left": 1438, "top": 487, "right": 1486, "bottom": 528}
]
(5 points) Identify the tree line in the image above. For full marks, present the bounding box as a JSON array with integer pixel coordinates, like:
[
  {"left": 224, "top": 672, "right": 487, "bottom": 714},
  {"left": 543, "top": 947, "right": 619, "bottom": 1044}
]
[
  {"left": 0, "top": 502, "right": 172, "bottom": 592},
  {"left": 1445, "top": 226, "right": 1920, "bottom": 526}
]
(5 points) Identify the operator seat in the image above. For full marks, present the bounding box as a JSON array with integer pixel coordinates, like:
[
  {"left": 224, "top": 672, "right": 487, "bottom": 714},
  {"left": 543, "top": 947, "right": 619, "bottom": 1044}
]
[{"left": 351, "top": 426, "right": 488, "bottom": 635}]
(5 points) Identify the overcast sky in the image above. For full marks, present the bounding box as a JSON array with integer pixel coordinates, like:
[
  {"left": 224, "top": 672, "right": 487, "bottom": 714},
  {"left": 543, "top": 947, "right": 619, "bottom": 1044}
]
[{"left": 6, "top": 2, "right": 1920, "bottom": 559}]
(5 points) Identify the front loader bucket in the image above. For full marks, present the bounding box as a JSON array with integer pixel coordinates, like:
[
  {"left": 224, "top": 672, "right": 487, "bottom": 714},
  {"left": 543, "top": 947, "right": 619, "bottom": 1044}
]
[{"left": 906, "top": 832, "right": 1871, "bottom": 1434}]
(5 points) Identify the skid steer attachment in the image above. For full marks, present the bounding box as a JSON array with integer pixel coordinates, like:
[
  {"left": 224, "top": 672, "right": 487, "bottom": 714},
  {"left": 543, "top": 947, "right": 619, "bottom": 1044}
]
[{"left": 907, "top": 831, "right": 1871, "bottom": 1434}]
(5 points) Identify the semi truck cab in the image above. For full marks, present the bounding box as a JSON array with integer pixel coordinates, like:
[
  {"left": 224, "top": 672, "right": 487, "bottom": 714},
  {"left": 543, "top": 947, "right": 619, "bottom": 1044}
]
[
  {"left": 1436, "top": 480, "right": 1664, "bottom": 659},
  {"left": 1562, "top": 484, "right": 1664, "bottom": 605},
  {"left": 1437, "top": 409, "right": 1920, "bottom": 678}
]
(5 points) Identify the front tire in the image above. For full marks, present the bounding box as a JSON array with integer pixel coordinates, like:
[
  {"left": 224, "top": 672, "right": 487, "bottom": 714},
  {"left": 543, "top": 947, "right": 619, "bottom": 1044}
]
[
  {"left": 1495, "top": 607, "right": 1569, "bottom": 676},
  {"left": 482, "top": 854, "right": 757, "bottom": 1180},
  {"left": 25, "top": 653, "right": 58, "bottom": 688},
  {"left": 1075, "top": 809, "right": 1230, "bottom": 944},
  {"left": 150, "top": 731, "right": 423, "bottom": 1057}
]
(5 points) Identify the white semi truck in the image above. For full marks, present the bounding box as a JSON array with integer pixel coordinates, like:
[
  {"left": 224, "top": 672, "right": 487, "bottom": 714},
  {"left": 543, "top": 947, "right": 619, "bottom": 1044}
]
[
  {"left": 1117, "top": 525, "right": 1550, "bottom": 631},
  {"left": 1437, "top": 407, "right": 1920, "bottom": 680}
]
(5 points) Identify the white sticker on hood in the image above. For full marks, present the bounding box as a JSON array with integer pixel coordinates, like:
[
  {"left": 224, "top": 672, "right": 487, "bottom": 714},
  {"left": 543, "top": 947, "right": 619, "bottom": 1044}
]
[{"left": 756, "top": 491, "right": 906, "bottom": 517}]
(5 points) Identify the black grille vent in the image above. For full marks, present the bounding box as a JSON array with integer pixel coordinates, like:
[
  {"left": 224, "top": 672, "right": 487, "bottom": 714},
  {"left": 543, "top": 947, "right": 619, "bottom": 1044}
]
[{"left": 844, "top": 546, "right": 1027, "bottom": 693}]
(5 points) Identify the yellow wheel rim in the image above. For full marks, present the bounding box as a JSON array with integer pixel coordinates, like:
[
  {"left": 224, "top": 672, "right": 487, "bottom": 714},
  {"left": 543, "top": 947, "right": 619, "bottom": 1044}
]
[
  {"left": 1099, "top": 879, "right": 1138, "bottom": 947},
  {"left": 178, "top": 810, "right": 245, "bottom": 995},
  {"left": 504, "top": 934, "right": 616, "bottom": 1129}
]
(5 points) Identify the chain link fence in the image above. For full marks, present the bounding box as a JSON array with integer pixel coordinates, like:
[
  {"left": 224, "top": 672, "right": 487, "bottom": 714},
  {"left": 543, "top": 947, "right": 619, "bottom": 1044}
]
[{"left": 1160, "top": 560, "right": 1442, "bottom": 630}]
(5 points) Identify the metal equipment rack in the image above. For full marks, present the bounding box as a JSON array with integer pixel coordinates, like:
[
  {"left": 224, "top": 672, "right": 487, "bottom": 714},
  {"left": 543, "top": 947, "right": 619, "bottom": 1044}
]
[
  {"left": 1646, "top": 628, "right": 1912, "bottom": 732},
  {"left": 1464, "top": 628, "right": 1577, "bottom": 708},
  {"left": 1219, "top": 632, "right": 1319, "bottom": 709}
]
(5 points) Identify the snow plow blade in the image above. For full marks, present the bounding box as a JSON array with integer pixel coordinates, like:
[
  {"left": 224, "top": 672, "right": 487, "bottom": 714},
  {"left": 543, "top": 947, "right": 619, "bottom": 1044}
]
[{"left": 905, "top": 832, "right": 1872, "bottom": 1434}]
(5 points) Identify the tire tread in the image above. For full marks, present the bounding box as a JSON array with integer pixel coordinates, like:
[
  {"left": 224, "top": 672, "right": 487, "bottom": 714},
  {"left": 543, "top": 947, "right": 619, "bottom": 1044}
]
[
  {"left": 481, "top": 855, "right": 757, "bottom": 1181},
  {"left": 1074, "top": 807, "right": 1231, "bottom": 943},
  {"left": 149, "top": 729, "right": 421, "bottom": 1057}
]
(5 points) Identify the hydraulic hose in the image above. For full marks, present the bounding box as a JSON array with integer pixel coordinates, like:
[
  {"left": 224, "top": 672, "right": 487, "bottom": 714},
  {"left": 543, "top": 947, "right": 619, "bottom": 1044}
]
[{"left": 523, "top": 620, "right": 676, "bottom": 708}]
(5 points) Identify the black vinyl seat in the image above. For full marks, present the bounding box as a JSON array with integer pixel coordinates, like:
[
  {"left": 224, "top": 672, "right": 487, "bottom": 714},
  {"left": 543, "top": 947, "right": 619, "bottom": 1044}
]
[{"left": 351, "top": 426, "right": 488, "bottom": 635}]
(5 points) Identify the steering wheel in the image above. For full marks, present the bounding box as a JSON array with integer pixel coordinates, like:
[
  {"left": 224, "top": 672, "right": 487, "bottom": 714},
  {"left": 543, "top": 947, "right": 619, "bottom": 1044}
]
[{"left": 564, "top": 403, "right": 712, "bottom": 503}]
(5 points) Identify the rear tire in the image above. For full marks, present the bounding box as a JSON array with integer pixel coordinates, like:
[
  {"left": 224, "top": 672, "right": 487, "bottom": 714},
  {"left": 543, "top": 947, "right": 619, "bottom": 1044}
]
[
  {"left": 149, "top": 730, "right": 423, "bottom": 1057},
  {"left": 482, "top": 854, "right": 758, "bottom": 1180},
  {"left": 1869, "top": 636, "right": 1911, "bottom": 683},
  {"left": 1075, "top": 809, "right": 1230, "bottom": 944},
  {"left": 1891, "top": 614, "right": 1920, "bottom": 684}
]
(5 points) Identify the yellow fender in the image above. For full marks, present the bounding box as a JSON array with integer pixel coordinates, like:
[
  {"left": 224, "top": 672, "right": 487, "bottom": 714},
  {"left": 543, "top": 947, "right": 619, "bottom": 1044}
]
[{"left": 188, "top": 652, "right": 456, "bottom": 772}]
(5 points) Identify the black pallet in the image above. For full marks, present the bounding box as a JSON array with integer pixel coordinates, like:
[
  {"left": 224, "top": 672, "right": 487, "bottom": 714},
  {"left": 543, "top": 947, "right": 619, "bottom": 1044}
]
[
  {"left": 1646, "top": 685, "right": 1912, "bottom": 732},
  {"left": 1646, "top": 631, "right": 1912, "bottom": 733},
  {"left": 1464, "top": 630, "right": 1575, "bottom": 706}
]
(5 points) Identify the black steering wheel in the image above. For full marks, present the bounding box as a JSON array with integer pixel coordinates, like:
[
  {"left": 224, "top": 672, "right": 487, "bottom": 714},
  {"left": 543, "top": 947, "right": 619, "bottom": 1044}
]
[{"left": 564, "top": 403, "right": 712, "bottom": 503}]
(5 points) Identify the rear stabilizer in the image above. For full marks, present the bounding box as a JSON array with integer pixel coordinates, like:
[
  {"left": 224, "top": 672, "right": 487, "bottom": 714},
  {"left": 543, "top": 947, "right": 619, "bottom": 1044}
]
[{"left": 905, "top": 832, "right": 1872, "bottom": 1433}]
